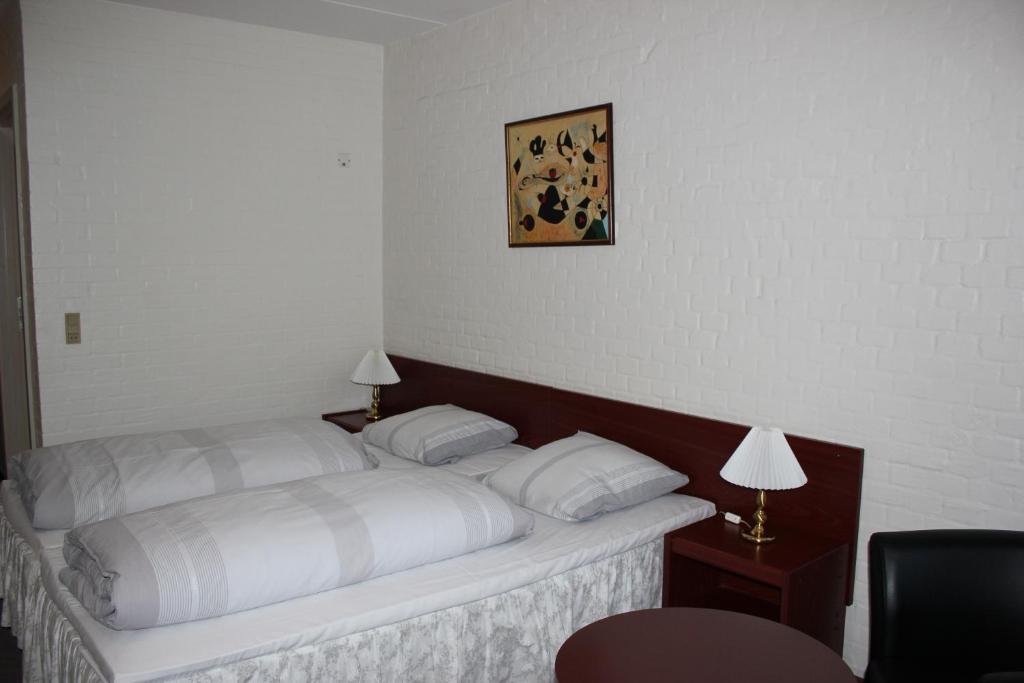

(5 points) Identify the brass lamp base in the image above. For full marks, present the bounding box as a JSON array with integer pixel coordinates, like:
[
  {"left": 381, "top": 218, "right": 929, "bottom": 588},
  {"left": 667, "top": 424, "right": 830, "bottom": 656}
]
[
  {"left": 740, "top": 489, "right": 776, "bottom": 544},
  {"left": 741, "top": 528, "right": 775, "bottom": 544},
  {"left": 365, "top": 385, "right": 382, "bottom": 422}
]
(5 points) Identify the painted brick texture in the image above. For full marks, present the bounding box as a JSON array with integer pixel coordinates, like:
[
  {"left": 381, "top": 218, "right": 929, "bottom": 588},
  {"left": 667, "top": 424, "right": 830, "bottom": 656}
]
[
  {"left": 23, "top": 0, "right": 384, "bottom": 443},
  {"left": 383, "top": 0, "right": 1024, "bottom": 671}
]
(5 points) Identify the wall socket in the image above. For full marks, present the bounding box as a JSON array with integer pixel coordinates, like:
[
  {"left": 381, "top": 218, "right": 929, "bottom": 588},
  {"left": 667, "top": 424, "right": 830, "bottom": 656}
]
[
  {"left": 336, "top": 152, "right": 351, "bottom": 168},
  {"left": 65, "top": 312, "right": 81, "bottom": 344}
]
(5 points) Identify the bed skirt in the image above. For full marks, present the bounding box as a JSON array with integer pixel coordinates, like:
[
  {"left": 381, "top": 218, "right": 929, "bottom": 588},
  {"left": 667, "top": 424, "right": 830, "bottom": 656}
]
[{"left": 1, "top": 506, "right": 664, "bottom": 682}]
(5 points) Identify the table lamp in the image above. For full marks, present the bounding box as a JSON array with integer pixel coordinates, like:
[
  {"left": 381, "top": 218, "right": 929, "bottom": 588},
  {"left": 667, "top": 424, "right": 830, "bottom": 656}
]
[
  {"left": 719, "top": 426, "right": 807, "bottom": 544},
  {"left": 350, "top": 349, "right": 400, "bottom": 422}
]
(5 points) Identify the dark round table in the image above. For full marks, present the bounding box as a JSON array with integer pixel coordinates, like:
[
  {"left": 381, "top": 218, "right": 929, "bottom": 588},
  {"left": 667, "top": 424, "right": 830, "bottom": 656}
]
[{"left": 555, "top": 608, "right": 857, "bottom": 683}]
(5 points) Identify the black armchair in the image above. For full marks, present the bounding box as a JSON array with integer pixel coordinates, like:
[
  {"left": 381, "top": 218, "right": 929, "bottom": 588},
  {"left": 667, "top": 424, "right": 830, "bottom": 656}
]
[{"left": 865, "top": 530, "right": 1024, "bottom": 683}]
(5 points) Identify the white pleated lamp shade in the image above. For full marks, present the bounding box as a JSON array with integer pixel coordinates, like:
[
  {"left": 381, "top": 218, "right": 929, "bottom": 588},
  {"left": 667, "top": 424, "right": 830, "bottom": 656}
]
[
  {"left": 350, "top": 350, "right": 400, "bottom": 386},
  {"left": 720, "top": 427, "right": 807, "bottom": 491}
]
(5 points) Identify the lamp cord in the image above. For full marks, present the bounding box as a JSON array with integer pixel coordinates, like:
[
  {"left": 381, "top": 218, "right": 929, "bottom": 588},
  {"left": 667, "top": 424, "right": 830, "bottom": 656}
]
[{"left": 719, "top": 511, "right": 752, "bottom": 529}]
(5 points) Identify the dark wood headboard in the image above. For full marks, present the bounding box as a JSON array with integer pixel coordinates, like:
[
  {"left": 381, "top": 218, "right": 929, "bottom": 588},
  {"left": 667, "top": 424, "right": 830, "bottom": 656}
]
[{"left": 384, "top": 354, "right": 864, "bottom": 604}]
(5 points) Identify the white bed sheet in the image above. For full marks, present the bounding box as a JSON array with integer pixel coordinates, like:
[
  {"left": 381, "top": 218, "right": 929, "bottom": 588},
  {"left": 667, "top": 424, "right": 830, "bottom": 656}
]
[{"left": 2, "top": 473, "right": 713, "bottom": 682}]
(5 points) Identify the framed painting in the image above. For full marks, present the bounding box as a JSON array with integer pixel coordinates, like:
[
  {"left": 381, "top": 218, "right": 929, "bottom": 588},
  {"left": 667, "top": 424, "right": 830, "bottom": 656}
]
[{"left": 505, "top": 103, "right": 614, "bottom": 247}]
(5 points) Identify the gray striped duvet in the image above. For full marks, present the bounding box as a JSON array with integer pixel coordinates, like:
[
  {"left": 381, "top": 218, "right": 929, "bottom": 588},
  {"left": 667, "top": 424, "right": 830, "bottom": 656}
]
[
  {"left": 9, "top": 418, "right": 376, "bottom": 529},
  {"left": 59, "top": 467, "right": 534, "bottom": 630}
]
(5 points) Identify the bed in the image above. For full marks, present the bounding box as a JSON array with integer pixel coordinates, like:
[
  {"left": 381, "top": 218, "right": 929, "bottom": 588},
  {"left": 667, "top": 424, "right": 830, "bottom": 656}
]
[{"left": 0, "top": 355, "right": 863, "bottom": 682}]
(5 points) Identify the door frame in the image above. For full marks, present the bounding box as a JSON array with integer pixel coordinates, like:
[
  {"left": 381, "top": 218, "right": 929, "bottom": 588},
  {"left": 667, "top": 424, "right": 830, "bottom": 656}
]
[{"left": 0, "top": 83, "right": 40, "bottom": 450}]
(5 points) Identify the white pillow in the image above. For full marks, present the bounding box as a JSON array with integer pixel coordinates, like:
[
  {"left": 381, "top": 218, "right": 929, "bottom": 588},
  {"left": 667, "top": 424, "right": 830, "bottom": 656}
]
[
  {"left": 484, "top": 431, "right": 688, "bottom": 521},
  {"left": 361, "top": 404, "right": 518, "bottom": 465},
  {"left": 10, "top": 418, "right": 377, "bottom": 529},
  {"left": 442, "top": 444, "right": 531, "bottom": 480}
]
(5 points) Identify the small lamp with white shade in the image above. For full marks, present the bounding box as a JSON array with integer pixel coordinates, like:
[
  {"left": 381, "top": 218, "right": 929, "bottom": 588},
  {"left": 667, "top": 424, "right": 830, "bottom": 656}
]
[
  {"left": 719, "top": 426, "right": 807, "bottom": 544},
  {"left": 350, "top": 349, "right": 400, "bottom": 422}
]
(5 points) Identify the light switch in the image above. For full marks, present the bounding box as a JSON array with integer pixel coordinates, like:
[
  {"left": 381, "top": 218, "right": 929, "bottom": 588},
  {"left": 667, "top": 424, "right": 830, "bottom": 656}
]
[{"left": 65, "top": 312, "right": 81, "bottom": 344}]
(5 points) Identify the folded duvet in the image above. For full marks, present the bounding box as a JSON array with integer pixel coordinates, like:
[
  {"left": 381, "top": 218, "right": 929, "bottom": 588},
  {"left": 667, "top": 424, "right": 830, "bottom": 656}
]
[
  {"left": 60, "top": 467, "right": 534, "bottom": 629},
  {"left": 10, "top": 418, "right": 376, "bottom": 529}
]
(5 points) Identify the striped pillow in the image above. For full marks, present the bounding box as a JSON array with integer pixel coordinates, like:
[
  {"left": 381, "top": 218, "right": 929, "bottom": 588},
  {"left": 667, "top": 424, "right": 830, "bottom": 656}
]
[
  {"left": 484, "top": 432, "right": 689, "bottom": 521},
  {"left": 10, "top": 419, "right": 377, "bottom": 530},
  {"left": 361, "top": 405, "right": 518, "bottom": 465}
]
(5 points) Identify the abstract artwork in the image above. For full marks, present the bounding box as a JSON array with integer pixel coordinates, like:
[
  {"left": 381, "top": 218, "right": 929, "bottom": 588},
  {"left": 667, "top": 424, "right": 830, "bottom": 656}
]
[{"left": 505, "top": 103, "right": 614, "bottom": 247}]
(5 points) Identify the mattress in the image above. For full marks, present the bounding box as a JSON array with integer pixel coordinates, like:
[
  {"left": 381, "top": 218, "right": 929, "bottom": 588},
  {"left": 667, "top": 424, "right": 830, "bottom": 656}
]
[{"left": 1, "top": 458, "right": 714, "bottom": 682}]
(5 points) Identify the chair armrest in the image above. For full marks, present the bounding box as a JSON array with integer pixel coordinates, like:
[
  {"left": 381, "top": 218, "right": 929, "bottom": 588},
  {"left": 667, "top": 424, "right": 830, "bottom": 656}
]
[
  {"left": 863, "top": 662, "right": 892, "bottom": 683},
  {"left": 974, "top": 674, "right": 1024, "bottom": 683}
]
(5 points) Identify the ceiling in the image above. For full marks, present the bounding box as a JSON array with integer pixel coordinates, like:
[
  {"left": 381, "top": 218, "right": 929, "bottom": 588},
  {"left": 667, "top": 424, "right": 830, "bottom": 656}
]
[{"left": 107, "top": 0, "right": 511, "bottom": 45}]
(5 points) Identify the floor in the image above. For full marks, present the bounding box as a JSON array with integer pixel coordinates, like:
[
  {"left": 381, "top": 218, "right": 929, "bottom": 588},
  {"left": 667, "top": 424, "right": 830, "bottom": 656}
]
[{"left": 0, "top": 603, "right": 22, "bottom": 681}]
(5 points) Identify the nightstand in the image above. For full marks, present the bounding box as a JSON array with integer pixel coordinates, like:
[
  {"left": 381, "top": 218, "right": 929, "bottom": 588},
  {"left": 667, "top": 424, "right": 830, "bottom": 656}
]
[
  {"left": 321, "top": 409, "right": 370, "bottom": 434},
  {"left": 662, "top": 516, "right": 849, "bottom": 654}
]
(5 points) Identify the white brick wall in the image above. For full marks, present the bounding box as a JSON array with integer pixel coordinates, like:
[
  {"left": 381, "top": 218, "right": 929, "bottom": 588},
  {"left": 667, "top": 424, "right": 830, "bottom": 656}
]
[
  {"left": 23, "top": 0, "right": 384, "bottom": 443},
  {"left": 383, "top": 0, "right": 1024, "bottom": 672}
]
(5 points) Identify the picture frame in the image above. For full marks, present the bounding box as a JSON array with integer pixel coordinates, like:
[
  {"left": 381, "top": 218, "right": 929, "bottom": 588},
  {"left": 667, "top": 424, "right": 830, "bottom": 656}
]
[{"left": 504, "top": 103, "right": 614, "bottom": 247}]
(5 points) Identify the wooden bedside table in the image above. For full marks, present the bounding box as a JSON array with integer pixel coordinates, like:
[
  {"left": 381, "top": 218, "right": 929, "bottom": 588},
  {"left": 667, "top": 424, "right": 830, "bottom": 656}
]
[
  {"left": 663, "top": 516, "right": 849, "bottom": 654},
  {"left": 321, "top": 409, "right": 370, "bottom": 434}
]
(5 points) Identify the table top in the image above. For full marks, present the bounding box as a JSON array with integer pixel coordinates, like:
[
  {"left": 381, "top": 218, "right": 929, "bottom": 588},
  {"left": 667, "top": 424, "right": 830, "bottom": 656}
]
[
  {"left": 669, "top": 517, "right": 849, "bottom": 583},
  {"left": 321, "top": 409, "right": 369, "bottom": 433},
  {"left": 555, "top": 608, "right": 856, "bottom": 683}
]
